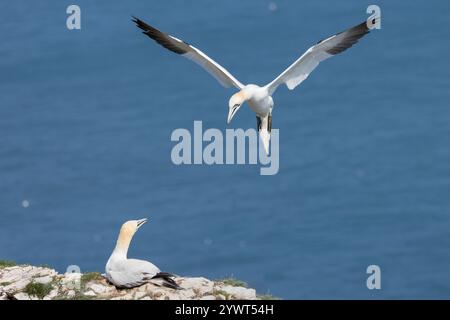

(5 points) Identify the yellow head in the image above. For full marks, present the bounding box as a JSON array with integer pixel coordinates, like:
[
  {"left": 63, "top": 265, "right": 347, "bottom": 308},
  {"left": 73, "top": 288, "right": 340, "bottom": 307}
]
[
  {"left": 228, "top": 90, "right": 249, "bottom": 124},
  {"left": 115, "top": 218, "right": 147, "bottom": 251}
]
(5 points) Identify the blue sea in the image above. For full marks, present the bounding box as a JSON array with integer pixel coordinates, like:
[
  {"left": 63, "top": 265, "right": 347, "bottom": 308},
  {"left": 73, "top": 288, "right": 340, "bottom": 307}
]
[{"left": 1, "top": 0, "right": 450, "bottom": 299}]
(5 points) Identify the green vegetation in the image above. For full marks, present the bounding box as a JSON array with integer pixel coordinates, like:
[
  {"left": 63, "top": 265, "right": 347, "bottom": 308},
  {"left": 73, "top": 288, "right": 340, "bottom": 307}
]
[
  {"left": 213, "top": 289, "right": 231, "bottom": 300},
  {"left": 0, "top": 260, "right": 16, "bottom": 268},
  {"left": 24, "top": 281, "right": 54, "bottom": 299},
  {"left": 81, "top": 272, "right": 103, "bottom": 286},
  {"left": 217, "top": 277, "right": 248, "bottom": 288},
  {"left": 0, "top": 282, "right": 12, "bottom": 286},
  {"left": 257, "top": 293, "right": 280, "bottom": 300}
]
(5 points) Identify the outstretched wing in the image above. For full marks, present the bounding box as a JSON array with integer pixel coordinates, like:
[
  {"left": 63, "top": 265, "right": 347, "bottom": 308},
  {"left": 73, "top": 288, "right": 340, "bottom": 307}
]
[
  {"left": 266, "top": 19, "right": 376, "bottom": 95},
  {"left": 132, "top": 17, "right": 244, "bottom": 89}
]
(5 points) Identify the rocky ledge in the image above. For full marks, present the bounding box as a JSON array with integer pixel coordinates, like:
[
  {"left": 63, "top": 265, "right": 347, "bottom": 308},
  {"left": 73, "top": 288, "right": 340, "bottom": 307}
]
[{"left": 0, "top": 264, "right": 266, "bottom": 300}]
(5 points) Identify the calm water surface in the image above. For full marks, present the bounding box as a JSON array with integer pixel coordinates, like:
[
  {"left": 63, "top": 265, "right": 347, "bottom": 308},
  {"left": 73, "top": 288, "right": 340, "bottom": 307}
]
[{"left": 1, "top": 0, "right": 449, "bottom": 298}]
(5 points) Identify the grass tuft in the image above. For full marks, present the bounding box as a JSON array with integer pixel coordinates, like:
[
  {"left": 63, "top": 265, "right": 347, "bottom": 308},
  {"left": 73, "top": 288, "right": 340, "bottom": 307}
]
[
  {"left": 0, "top": 260, "right": 16, "bottom": 268},
  {"left": 257, "top": 293, "right": 280, "bottom": 300},
  {"left": 217, "top": 277, "right": 248, "bottom": 288},
  {"left": 213, "top": 289, "right": 231, "bottom": 300},
  {"left": 24, "top": 282, "right": 54, "bottom": 299},
  {"left": 81, "top": 272, "right": 103, "bottom": 285}
]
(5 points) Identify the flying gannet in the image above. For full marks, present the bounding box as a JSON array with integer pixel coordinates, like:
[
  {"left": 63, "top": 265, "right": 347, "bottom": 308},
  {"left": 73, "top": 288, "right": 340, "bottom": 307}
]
[
  {"left": 105, "top": 218, "right": 180, "bottom": 289},
  {"left": 132, "top": 17, "right": 377, "bottom": 153}
]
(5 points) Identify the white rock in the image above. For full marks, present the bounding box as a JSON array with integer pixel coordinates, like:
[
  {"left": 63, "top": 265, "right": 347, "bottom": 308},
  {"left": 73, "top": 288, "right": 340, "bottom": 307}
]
[
  {"left": 178, "top": 288, "right": 196, "bottom": 299},
  {"left": 121, "top": 293, "right": 134, "bottom": 300},
  {"left": 62, "top": 273, "right": 82, "bottom": 291},
  {"left": 152, "top": 291, "right": 168, "bottom": 300},
  {"left": 34, "top": 276, "right": 53, "bottom": 284},
  {"left": 195, "top": 281, "right": 214, "bottom": 295},
  {"left": 136, "top": 282, "right": 158, "bottom": 293},
  {"left": 4, "top": 279, "right": 31, "bottom": 292},
  {"left": 220, "top": 286, "right": 256, "bottom": 300},
  {"left": 66, "top": 290, "right": 76, "bottom": 297},
  {"left": 43, "top": 289, "right": 59, "bottom": 300},
  {"left": 180, "top": 277, "right": 213, "bottom": 290},
  {"left": 38, "top": 268, "right": 57, "bottom": 277},
  {"left": 137, "top": 286, "right": 148, "bottom": 292},
  {"left": 0, "top": 266, "right": 260, "bottom": 301},
  {"left": 1, "top": 270, "right": 25, "bottom": 283},
  {"left": 63, "top": 272, "right": 82, "bottom": 281},
  {"left": 149, "top": 288, "right": 166, "bottom": 299},
  {"left": 164, "top": 292, "right": 181, "bottom": 300},
  {"left": 134, "top": 291, "right": 147, "bottom": 299},
  {"left": 87, "top": 283, "right": 109, "bottom": 294},
  {"left": 14, "top": 292, "right": 31, "bottom": 300},
  {"left": 84, "top": 290, "right": 96, "bottom": 296}
]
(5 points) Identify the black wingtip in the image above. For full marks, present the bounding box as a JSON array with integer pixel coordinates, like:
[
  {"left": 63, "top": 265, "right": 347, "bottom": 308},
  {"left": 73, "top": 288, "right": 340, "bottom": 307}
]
[
  {"left": 152, "top": 272, "right": 182, "bottom": 290},
  {"left": 130, "top": 18, "right": 189, "bottom": 55},
  {"left": 165, "top": 278, "right": 182, "bottom": 290},
  {"left": 131, "top": 16, "right": 147, "bottom": 31}
]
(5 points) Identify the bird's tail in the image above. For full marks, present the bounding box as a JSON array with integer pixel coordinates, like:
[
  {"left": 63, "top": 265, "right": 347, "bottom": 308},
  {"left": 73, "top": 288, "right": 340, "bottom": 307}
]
[
  {"left": 257, "top": 112, "right": 272, "bottom": 155},
  {"left": 151, "top": 272, "right": 181, "bottom": 290}
]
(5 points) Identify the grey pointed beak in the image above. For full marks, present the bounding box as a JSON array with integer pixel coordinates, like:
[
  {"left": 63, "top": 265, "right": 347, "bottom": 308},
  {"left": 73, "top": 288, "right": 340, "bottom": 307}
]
[
  {"left": 137, "top": 218, "right": 148, "bottom": 228},
  {"left": 227, "top": 104, "right": 240, "bottom": 124}
]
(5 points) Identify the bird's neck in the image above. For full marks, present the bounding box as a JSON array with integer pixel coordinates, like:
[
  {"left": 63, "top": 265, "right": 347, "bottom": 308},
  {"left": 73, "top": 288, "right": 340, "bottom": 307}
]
[{"left": 112, "top": 231, "right": 133, "bottom": 259}]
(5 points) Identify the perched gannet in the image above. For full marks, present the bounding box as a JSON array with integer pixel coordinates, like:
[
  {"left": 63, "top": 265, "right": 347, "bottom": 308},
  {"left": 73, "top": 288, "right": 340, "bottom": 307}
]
[
  {"left": 105, "top": 218, "right": 180, "bottom": 289},
  {"left": 132, "top": 17, "right": 377, "bottom": 153}
]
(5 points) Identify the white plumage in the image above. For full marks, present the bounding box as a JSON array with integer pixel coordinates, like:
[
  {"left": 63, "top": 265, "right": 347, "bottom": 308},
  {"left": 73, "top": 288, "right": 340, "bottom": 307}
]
[
  {"left": 133, "top": 17, "right": 377, "bottom": 154},
  {"left": 105, "top": 218, "right": 180, "bottom": 289}
]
